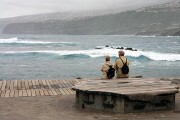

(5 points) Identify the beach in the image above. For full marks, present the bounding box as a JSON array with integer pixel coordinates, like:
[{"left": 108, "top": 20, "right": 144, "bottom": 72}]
[
  {"left": 0, "top": 78, "right": 180, "bottom": 120},
  {"left": 0, "top": 93, "right": 180, "bottom": 120}
]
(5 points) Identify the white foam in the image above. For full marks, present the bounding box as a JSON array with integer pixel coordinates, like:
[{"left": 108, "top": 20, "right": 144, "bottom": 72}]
[
  {"left": 0, "top": 37, "right": 76, "bottom": 45},
  {"left": 1, "top": 47, "right": 180, "bottom": 61}
]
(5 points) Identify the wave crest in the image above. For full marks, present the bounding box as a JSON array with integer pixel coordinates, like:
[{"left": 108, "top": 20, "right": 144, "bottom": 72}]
[{"left": 1, "top": 48, "right": 180, "bottom": 61}]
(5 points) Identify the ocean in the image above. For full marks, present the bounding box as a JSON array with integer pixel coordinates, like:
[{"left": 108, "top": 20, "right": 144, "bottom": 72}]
[{"left": 0, "top": 34, "right": 180, "bottom": 80}]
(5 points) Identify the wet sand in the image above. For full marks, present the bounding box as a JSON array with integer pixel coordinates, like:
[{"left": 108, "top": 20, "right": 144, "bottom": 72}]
[{"left": 0, "top": 93, "right": 179, "bottom": 120}]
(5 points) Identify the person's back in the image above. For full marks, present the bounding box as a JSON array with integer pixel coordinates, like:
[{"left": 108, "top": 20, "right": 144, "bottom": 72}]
[
  {"left": 114, "top": 51, "right": 129, "bottom": 78},
  {"left": 101, "top": 55, "right": 113, "bottom": 80}
]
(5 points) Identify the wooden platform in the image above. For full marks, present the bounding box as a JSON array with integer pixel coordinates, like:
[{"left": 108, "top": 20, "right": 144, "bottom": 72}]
[
  {"left": 72, "top": 78, "right": 179, "bottom": 113},
  {"left": 0, "top": 79, "right": 82, "bottom": 98}
]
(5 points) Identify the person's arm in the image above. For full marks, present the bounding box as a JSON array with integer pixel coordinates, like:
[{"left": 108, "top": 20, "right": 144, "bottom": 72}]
[{"left": 114, "top": 61, "right": 118, "bottom": 70}]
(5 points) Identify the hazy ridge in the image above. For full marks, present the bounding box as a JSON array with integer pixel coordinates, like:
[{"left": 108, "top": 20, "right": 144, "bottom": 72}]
[{"left": 1, "top": 0, "right": 180, "bottom": 36}]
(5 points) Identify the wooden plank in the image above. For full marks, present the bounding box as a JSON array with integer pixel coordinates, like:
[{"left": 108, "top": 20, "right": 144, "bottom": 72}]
[
  {"left": 41, "top": 80, "right": 49, "bottom": 89},
  {"left": 14, "top": 90, "right": 19, "bottom": 97},
  {"left": 1, "top": 81, "right": 7, "bottom": 90},
  {"left": 56, "top": 80, "right": 70, "bottom": 94},
  {"left": 5, "top": 80, "right": 11, "bottom": 90},
  {"left": 58, "top": 88, "right": 66, "bottom": 95},
  {"left": 1, "top": 90, "right": 6, "bottom": 97},
  {"left": 48, "top": 80, "right": 55, "bottom": 88},
  {"left": 24, "top": 80, "right": 29, "bottom": 89},
  {"left": 19, "top": 90, "right": 23, "bottom": 97},
  {"left": 45, "top": 80, "right": 52, "bottom": 89},
  {"left": 17, "top": 80, "right": 22, "bottom": 90},
  {"left": 51, "top": 88, "right": 58, "bottom": 95},
  {"left": 62, "top": 80, "right": 71, "bottom": 88},
  {"left": 10, "top": 90, "right": 15, "bottom": 97},
  {"left": 4, "top": 90, "right": 10, "bottom": 97},
  {"left": 10, "top": 80, "right": 14, "bottom": 90},
  {"left": 35, "top": 80, "right": 40, "bottom": 89},
  {"left": 39, "top": 89, "right": 45, "bottom": 96},
  {"left": 62, "top": 88, "right": 71, "bottom": 95},
  {"left": 38, "top": 80, "right": 43, "bottom": 89},
  {"left": 30, "top": 89, "right": 36, "bottom": 97},
  {"left": 54, "top": 88, "right": 62, "bottom": 95},
  {"left": 13, "top": 80, "right": 18, "bottom": 90},
  {"left": 31, "top": 80, "right": 36, "bottom": 89},
  {"left": 43, "top": 89, "right": 50, "bottom": 96},
  {"left": 68, "top": 80, "right": 75, "bottom": 86},
  {"left": 21, "top": 81, "right": 26, "bottom": 90},
  {"left": 28, "top": 80, "right": 33, "bottom": 89},
  {"left": 66, "top": 88, "right": 74, "bottom": 94},
  {"left": 47, "top": 89, "right": 54, "bottom": 95},
  {"left": 22, "top": 89, "right": 28, "bottom": 96},
  {"left": 0, "top": 81, "right": 3, "bottom": 89},
  {"left": 51, "top": 80, "right": 59, "bottom": 89},
  {"left": 54, "top": 80, "right": 63, "bottom": 88},
  {"left": 27, "top": 89, "right": 32, "bottom": 96},
  {"left": 58, "top": 80, "right": 66, "bottom": 88},
  {"left": 35, "top": 89, "right": 41, "bottom": 96}
]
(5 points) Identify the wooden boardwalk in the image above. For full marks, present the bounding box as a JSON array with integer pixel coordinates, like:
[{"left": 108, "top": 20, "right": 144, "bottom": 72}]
[{"left": 0, "top": 79, "right": 81, "bottom": 98}]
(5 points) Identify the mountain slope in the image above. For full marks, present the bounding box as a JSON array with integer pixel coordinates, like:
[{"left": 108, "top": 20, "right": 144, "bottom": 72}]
[{"left": 2, "top": 1, "right": 180, "bottom": 36}]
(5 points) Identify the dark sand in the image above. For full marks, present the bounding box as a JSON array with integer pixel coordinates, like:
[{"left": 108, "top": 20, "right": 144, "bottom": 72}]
[{"left": 0, "top": 94, "right": 179, "bottom": 120}]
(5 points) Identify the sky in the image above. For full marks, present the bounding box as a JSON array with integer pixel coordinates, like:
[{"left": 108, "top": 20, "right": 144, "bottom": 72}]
[{"left": 0, "top": 0, "right": 172, "bottom": 19}]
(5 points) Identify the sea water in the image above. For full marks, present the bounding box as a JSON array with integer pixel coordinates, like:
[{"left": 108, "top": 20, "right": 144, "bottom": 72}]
[{"left": 0, "top": 34, "right": 180, "bottom": 80}]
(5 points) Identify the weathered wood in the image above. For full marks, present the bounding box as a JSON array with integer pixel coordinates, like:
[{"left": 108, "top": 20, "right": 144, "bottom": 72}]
[
  {"left": 14, "top": 90, "right": 19, "bottom": 97},
  {"left": 5, "top": 81, "right": 11, "bottom": 90},
  {"left": 5, "top": 90, "right": 10, "bottom": 97},
  {"left": 10, "top": 81, "right": 14, "bottom": 90},
  {"left": 30, "top": 89, "right": 36, "bottom": 97},
  {"left": 1, "top": 81, "right": 6, "bottom": 90},
  {"left": 22, "top": 90, "right": 28, "bottom": 97},
  {"left": 0, "top": 90, "right": 6, "bottom": 97},
  {"left": 10, "top": 90, "right": 15, "bottom": 97},
  {"left": 18, "top": 90, "right": 23, "bottom": 97},
  {"left": 0, "top": 79, "right": 78, "bottom": 98},
  {"left": 27, "top": 89, "right": 32, "bottom": 96},
  {"left": 13, "top": 80, "right": 18, "bottom": 90},
  {"left": 0, "top": 81, "right": 3, "bottom": 89},
  {"left": 73, "top": 78, "right": 179, "bottom": 113},
  {"left": 17, "top": 81, "right": 22, "bottom": 90}
]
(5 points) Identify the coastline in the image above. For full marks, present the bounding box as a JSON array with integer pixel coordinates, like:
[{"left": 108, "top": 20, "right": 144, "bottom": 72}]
[{"left": 0, "top": 78, "right": 179, "bottom": 120}]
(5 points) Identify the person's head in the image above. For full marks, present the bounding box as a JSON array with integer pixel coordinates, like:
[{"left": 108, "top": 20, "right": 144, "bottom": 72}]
[
  {"left": 118, "top": 51, "right": 125, "bottom": 57},
  {"left": 105, "top": 55, "right": 110, "bottom": 62}
]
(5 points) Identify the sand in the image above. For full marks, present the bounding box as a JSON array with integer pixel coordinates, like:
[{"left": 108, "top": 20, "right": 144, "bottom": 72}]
[{"left": 0, "top": 94, "right": 179, "bottom": 120}]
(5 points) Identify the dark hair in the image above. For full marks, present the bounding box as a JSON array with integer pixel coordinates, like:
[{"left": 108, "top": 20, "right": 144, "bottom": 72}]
[{"left": 119, "top": 51, "right": 125, "bottom": 56}]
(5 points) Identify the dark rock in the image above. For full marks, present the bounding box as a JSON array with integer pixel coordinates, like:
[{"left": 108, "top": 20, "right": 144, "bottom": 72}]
[
  {"left": 76, "top": 77, "right": 82, "bottom": 79},
  {"left": 125, "top": 48, "right": 133, "bottom": 51},
  {"left": 116, "top": 47, "right": 124, "bottom": 49},
  {"left": 105, "top": 45, "right": 109, "bottom": 47}
]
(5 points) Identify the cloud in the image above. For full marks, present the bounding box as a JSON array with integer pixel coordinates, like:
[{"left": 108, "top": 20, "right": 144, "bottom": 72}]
[{"left": 0, "top": 0, "right": 172, "bottom": 19}]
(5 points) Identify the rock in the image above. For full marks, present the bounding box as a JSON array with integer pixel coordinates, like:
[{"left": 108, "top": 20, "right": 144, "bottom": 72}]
[
  {"left": 116, "top": 47, "right": 124, "bottom": 49},
  {"left": 76, "top": 77, "right": 82, "bottom": 79},
  {"left": 125, "top": 48, "right": 133, "bottom": 51},
  {"left": 105, "top": 45, "right": 109, "bottom": 47}
]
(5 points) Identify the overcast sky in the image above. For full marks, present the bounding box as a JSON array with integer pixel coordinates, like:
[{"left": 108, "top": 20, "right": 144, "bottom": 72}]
[{"left": 0, "top": 0, "right": 172, "bottom": 19}]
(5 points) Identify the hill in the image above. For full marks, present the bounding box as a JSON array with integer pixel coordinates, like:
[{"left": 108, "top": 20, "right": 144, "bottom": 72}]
[{"left": 1, "top": 1, "right": 180, "bottom": 36}]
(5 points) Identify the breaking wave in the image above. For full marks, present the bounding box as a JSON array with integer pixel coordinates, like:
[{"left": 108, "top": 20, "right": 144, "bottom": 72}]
[
  {"left": 1, "top": 47, "right": 180, "bottom": 61},
  {"left": 0, "top": 37, "right": 77, "bottom": 46}
]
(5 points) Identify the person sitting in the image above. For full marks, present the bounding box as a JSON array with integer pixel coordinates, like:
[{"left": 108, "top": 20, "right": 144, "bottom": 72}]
[
  {"left": 101, "top": 55, "right": 113, "bottom": 80},
  {"left": 114, "top": 51, "right": 129, "bottom": 78}
]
